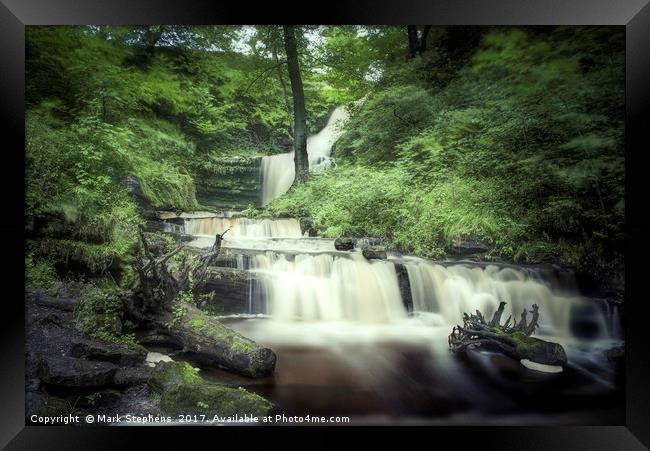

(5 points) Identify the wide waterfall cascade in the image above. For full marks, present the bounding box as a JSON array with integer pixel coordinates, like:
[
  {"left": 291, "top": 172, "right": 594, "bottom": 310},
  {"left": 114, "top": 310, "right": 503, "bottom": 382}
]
[
  {"left": 260, "top": 105, "right": 350, "bottom": 206},
  {"left": 250, "top": 251, "right": 406, "bottom": 323},
  {"left": 183, "top": 215, "right": 620, "bottom": 343},
  {"left": 404, "top": 261, "right": 593, "bottom": 338},
  {"left": 183, "top": 215, "right": 302, "bottom": 238}
]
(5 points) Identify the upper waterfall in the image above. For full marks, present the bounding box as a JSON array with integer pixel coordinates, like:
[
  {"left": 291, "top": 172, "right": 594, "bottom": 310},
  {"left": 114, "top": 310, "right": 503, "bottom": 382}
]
[
  {"left": 184, "top": 214, "right": 302, "bottom": 238},
  {"left": 260, "top": 105, "right": 350, "bottom": 206}
]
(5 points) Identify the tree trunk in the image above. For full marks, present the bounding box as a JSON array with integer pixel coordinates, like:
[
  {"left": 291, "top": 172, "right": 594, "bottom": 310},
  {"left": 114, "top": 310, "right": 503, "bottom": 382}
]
[
  {"left": 419, "top": 25, "right": 432, "bottom": 53},
  {"left": 125, "top": 230, "right": 276, "bottom": 378},
  {"left": 272, "top": 38, "right": 293, "bottom": 140},
  {"left": 283, "top": 25, "right": 309, "bottom": 184},
  {"left": 407, "top": 26, "right": 419, "bottom": 58},
  {"left": 407, "top": 25, "right": 432, "bottom": 57}
]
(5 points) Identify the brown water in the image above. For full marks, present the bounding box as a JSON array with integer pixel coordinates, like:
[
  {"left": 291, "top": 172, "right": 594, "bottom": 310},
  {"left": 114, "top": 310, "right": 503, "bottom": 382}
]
[{"left": 196, "top": 318, "right": 624, "bottom": 425}]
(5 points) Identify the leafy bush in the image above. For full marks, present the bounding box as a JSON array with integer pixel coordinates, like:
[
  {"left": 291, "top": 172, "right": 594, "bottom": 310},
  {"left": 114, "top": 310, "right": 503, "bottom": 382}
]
[{"left": 74, "top": 284, "right": 137, "bottom": 345}]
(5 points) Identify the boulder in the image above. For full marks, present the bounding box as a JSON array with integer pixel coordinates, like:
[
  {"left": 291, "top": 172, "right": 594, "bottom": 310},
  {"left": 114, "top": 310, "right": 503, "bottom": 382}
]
[
  {"left": 334, "top": 237, "right": 355, "bottom": 251},
  {"left": 33, "top": 292, "right": 77, "bottom": 312},
  {"left": 70, "top": 337, "right": 148, "bottom": 366},
  {"left": 362, "top": 245, "right": 387, "bottom": 260},
  {"left": 38, "top": 355, "right": 118, "bottom": 387},
  {"left": 448, "top": 235, "right": 491, "bottom": 255},
  {"left": 299, "top": 217, "right": 317, "bottom": 237},
  {"left": 149, "top": 361, "right": 272, "bottom": 417}
]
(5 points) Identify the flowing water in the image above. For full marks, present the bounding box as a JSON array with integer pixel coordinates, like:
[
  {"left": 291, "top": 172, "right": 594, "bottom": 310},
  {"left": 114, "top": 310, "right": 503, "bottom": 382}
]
[
  {"left": 260, "top": 106, "right": 349, "bottom": 206},
  {"left": 161, "top": 105, "right": 623, "bottom": 424},
  {"left": 175, "top": 213, "right": 624, "bottom": 424}
]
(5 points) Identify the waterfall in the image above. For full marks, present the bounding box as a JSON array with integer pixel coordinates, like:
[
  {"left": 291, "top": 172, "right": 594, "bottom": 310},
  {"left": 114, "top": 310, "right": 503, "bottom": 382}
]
[
  {"left": 183, "top": 215, "right": 302, "bottom": 238},
  {"left": 180, "top": 214, "right": 619, "bottom": 340},
  {"left": 250, "top": 251, "right": 406, "bottom": 323},
  {"left": 260, "top": 105, "right": 350, "bottom": 206},
  {"left": 404, "top": 261, "right": 611, "bottom": 338}
]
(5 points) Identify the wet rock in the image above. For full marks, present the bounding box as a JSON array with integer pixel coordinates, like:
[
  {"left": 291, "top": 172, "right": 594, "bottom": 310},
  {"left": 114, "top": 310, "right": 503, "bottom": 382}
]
[
  {"left": 299, "top": 217, "right": 317, "bottom": 237},
  {"left": 70, "top": 337, "right": 148, "bottom": 366},
  {"left": 198, "top": 268, "right": 257, "bottom": 315},
  {"left": 394, "top": 263, "right": 413, "bottom": 312},
  {"left": 362, "top": 245, "right": 387, "bottom": 260},
  {"left": 606, "top": 346, "right": 625, "bottom": 364},
  {"left": 447, "top": 235, "right": 491, "bottom": 255},
  {"left": 334, "top": 237, "right": 355, "bottom": 251},
  {"left": 113, "top": 366, "right": 154, "bottom": 386},
  {"left": 149, "top": 361, "right": 272, "bottom": 417},
  {"left": 38, "top": 355, "right": 118, "bottom": 387},
  {"left": 33, "top": 292, "right": 77, "bottom": 312}
]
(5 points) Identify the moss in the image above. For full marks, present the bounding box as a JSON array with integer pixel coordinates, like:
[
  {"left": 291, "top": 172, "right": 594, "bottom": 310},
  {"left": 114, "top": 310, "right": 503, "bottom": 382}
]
[
  {"left": 150, "top": 361, "right": 202, "bottom": 390},
  {"left": 190, "top": 318, "right": 206, "bottom": 329},
  {"left": 159, "top": 383, "right": 272, "bottom": 417},
  {"left": 183, "top": 313, "right": 257, "bottom": 354},
  {"left": 149, "top": 361, "right": 272, "bottom": 417}
]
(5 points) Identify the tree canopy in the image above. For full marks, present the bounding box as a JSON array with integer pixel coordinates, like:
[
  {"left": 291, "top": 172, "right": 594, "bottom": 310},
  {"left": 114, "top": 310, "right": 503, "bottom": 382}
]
[{"left": 26, "top": 25, "right": 624, "bottom": 282}]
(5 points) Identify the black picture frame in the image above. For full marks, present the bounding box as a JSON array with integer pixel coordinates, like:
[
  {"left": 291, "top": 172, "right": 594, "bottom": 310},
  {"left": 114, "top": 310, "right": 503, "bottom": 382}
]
[{"left": 2, "top": 1, "right": 649, "bottom": 448}]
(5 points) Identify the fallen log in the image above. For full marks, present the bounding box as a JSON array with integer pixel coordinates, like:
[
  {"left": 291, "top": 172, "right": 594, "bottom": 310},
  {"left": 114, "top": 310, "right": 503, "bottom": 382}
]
[
  {"left": 448, "top": 302, "right": 567, "bottom": 367},
  {"left": 154, "top": 305, "right": 276, "bottom": 378},
  {"left": 125, "top": 229, "right": 276, "bottom": 378}
]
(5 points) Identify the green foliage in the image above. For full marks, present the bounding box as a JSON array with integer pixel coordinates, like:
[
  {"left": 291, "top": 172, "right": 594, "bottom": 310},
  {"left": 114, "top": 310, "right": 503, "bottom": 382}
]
[
  {"left": 26, "top": 25, "right": 624, "bottom": 271},
  {"left": 165, "top": 291, "right": 194, "bottom": 329},
  {"left": 74, "top": 284, "right": 138, "bottom": 345},
  {"left": 25, "top": 254, "right": 58, "bottom": 294},
  {"left": 276, "top": 26, "right": 624, "bottom": 267}
]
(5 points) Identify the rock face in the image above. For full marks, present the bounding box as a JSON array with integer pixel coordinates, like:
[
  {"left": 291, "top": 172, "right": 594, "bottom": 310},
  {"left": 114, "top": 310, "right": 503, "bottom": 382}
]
[
  {"left": 149, "top": 361, "right": 272, "bottom": 417},
  {"left": 394, "top": 263, "right": 413, "bottom": 312},
  {"left": 362, "top": 245, "right": 387, "bottom": 260},
  {"left": 198, "top": 268, "right": 255, "bottom": 315},
  {"left": 447, "top": 235, "right": 491, "bottom": 255},
  {"left": 26, "top": 287, "right": 159, "bottom": 421},
  {"left": 70, "top": 337, "right": 148, "bottom": 366},
  {"left": 113, "top": 366, "right": 154, "bottom": 387},
  {"left": 33, "top": 292, "right": 78, "bottom": 312},
  {"left": 334, "top": 237, "right": 356, "bottom": 251},
  {"left": 299, "top": 217, "right": 317, "bottom": 237},
  {"left": 38, "top": 356, "right": 118, "bottom": 387}
]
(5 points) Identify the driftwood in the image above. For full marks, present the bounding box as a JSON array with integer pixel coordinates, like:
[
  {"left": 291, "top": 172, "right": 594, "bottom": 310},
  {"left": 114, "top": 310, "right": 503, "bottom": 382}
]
[
  {"left": 124, "top": 228, "right": 276, "bottom": 378},
  {"left": 449, "top": 302, "right": 567, "bottom": 367}
]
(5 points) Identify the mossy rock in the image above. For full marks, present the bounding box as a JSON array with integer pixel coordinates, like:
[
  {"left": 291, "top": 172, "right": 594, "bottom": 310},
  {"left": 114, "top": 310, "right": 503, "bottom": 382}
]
[
  {"left": 71, "top": 336, "right": 147, "bottom": 366},
  {"left": 149, "top": 361, "right": 272, "bottom": 417},
  {"left": 149, "top": 361, "right": 202, "bottom": 391}
]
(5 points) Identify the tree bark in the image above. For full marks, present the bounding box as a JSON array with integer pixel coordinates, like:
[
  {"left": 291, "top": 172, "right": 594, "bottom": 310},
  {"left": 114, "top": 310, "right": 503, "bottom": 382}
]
[
  {"left": 407, "top": 25, "right": 432, "bottom": 57},
  {"left": 283, "top": 25, "right": 309, "bottom": 184},
  {"left": 407, "top": 26, "right": 419, "bottom": 58},
  {"left": 270, "top": 30, "right": 293, "bottom": 140},
  {"left": 126, "top": 230, "right": 276, "bottom": 378},
  {"left": 419, "top": 25, "right": 432, "bottom": 53}
]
